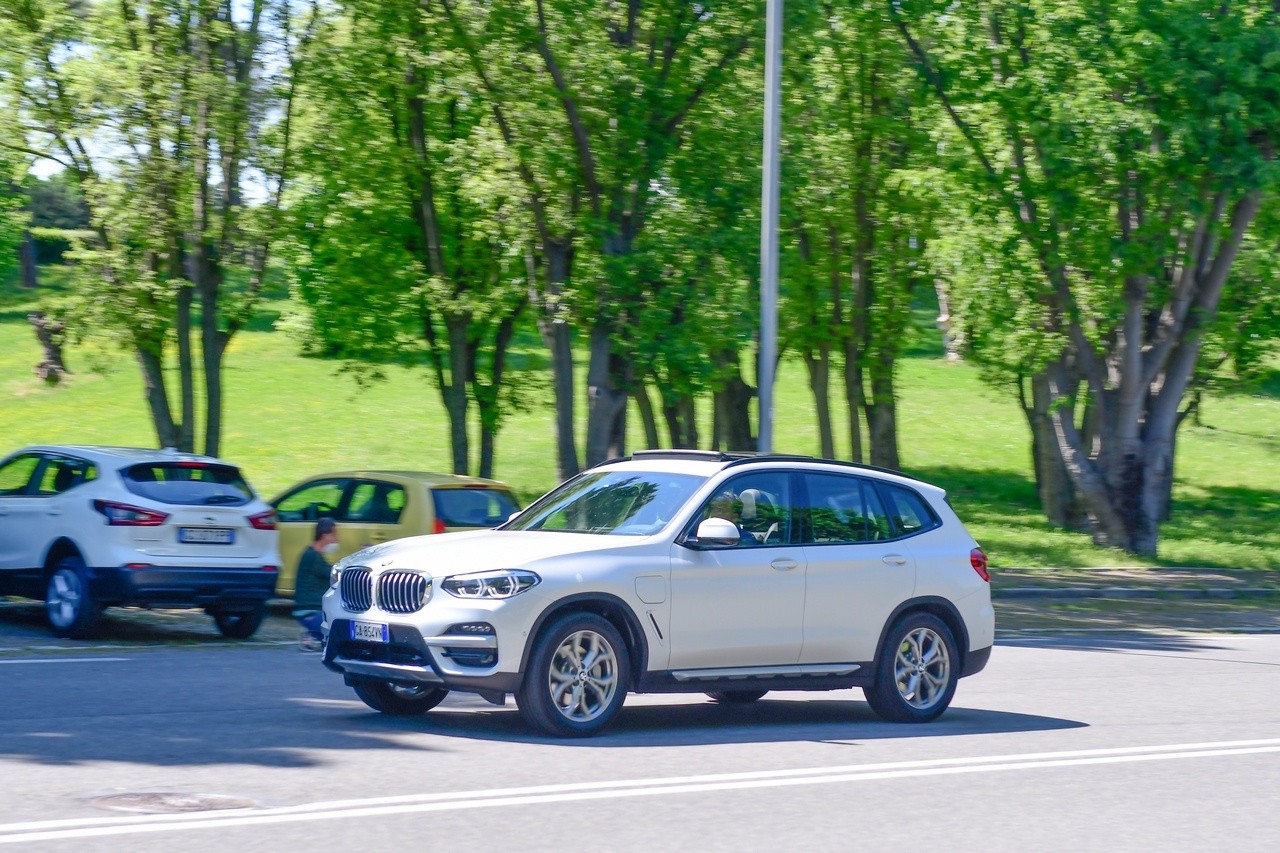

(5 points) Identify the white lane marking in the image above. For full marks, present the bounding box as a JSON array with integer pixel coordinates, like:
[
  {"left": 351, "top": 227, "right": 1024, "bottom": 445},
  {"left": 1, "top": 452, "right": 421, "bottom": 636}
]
[
  {"left": 0, "top": 655, "right": 130, "bottom": 666},
  {"left": 1, "top": 738, "right": 1279, "bottom": 843}
]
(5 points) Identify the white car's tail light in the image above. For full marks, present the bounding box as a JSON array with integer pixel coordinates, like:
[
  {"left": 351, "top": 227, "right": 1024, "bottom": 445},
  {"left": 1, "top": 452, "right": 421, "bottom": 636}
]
[
  {"left": 93, "top": 499, "right": 169, "bottom": 527},
  {"left": 248, "top": 510, "right": 277, "bottom": 530},
  {"left": 970, "top": 547, "right": 990, "bottom": 582}
]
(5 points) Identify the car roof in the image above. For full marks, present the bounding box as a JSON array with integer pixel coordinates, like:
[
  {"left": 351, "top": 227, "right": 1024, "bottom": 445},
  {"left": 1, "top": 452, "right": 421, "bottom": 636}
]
[
  {"left": 284, "top": 471, "right": 515, "bottom": 490},
  {"left": 12, "top": 445, "right": 234, "bottom": 467},
  {"left": 599, "top": 450, "right": 928, "bottom": 483}
]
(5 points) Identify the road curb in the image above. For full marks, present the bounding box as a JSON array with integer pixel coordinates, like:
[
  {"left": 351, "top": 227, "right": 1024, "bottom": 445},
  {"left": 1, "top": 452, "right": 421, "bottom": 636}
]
[{"left": 995, "top": 586, "right": 1280, "bottom": 601}]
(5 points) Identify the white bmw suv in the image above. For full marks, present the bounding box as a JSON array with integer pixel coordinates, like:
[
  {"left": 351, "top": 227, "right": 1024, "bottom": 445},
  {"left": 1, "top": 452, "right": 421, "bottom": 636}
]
[
  {"left": 321, "top": 451, "right": 994, "bottom": 737},
  {"left": 0, "top": 445, "right": 281, "bottom": 639}
]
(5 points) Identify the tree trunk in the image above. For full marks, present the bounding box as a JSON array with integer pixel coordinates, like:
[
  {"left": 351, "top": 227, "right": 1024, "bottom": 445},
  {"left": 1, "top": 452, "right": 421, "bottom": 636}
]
[
  {"left": 1022, "top": 371, "right": 1084, "bottom": 529},
  {"left": 28, "top": 312, "right": 68, "bottom": 384},
  {"left": 935, "top": 280, "right": 962, "bottom": 361},
  {"left": 803, "top": 347, "right": 835, "bottom": 458},
  {"left": 444, "top": 313, "right": 471, "bottom": 475},
  {"left": 532, "top": 240, "right": 580, "bottom": 481},
  {"left": 137, "top": 348, "right": 181, "bottom": 449},
  {"left": 843, "top": 336, "right": 865, "bottom": 464},
  {"left": 713, "top": 350, "right": 755, "bottom": 451},
  {"left": 585, "top": 324, "right": 629, "bottom": 465},
  {"left": 633, "top": 380, "right": 660, "bottom": 449},
  {"left": 19, "top": 231, "right": 38, "bottom": 289},
  {"left": 864, "top": 347, "right": 899, "bottom": 470}
]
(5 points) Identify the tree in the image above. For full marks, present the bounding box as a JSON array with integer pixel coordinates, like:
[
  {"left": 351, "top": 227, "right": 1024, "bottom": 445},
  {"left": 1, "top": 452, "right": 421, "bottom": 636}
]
[
  {"left": 0, "top": 0, "right": 319, "bottom": 454},
  {"left": 893, "top": 0, "right": 1280, "bottom": 555},
  {"left": 285, "top": 0, "right": 529, "bottom": 477},
  {"left": 442, "top": 0, "right": 760, "bottom": 472},
  {"left": 779, "top": 0, "right": 935, "bottom": 467}
]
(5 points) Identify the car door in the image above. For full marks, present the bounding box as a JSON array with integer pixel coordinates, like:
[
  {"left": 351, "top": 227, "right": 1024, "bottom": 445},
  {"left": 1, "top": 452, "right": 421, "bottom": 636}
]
[
  {"left": 0, "top": 452, "right": 45, "bottom": 570},
  {"left": 272, "top": 477, "right": 351, "bottom": 596},
  {"left": 667, "top": 471, "right": 806, "bottom": 669},
  {"left": 795, "top": 472, "right": 917, "bottom": 664},
  {"left": 340, "top": 479, "right": 409, "bottom": 550}
]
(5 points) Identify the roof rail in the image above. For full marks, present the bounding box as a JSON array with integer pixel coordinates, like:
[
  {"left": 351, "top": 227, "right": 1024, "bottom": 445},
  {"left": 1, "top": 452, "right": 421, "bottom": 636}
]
[{"left": 594, "top": 449, "right": 923, "bottom": 482}]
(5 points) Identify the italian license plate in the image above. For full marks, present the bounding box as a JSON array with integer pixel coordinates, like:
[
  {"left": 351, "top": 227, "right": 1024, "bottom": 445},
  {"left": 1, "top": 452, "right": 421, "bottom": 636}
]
[
  {"left": 350, "top": 621, "right": 389, "bottom": 643},
  {"left": 178, "top": 527, "right": 235, "bottom": 544}
]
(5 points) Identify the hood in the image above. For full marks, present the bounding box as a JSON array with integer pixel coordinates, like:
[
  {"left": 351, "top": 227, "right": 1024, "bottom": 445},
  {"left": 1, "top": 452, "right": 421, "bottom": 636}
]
[{"left": 334, "top": 529, "right": 647, "bottom": 577}]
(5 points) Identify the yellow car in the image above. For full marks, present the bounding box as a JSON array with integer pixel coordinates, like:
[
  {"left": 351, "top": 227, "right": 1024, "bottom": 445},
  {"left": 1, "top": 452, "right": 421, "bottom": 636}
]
[{"left": 270, "top": 471, "right": 521, "bottom": 597}]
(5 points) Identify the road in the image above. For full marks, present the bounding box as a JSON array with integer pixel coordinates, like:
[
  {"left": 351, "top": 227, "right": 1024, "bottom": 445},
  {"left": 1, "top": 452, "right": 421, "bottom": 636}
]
[{"left": 1, "top": 634, "right": 1278, "bottom": 851}]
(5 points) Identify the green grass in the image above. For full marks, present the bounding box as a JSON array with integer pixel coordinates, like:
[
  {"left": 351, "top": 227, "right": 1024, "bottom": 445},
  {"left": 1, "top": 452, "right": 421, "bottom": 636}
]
[{"left": 2, "top": 268, "right": 1277, "bottom": 571}]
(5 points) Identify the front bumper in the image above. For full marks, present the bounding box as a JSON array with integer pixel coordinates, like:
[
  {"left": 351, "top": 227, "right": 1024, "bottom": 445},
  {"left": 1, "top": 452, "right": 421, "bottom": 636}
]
[
  {"left": 88, "top": 565, "right": 278, "bottom": 609},
  {"left": 322, "top": 617, "right": 524, "bottom": 695}
]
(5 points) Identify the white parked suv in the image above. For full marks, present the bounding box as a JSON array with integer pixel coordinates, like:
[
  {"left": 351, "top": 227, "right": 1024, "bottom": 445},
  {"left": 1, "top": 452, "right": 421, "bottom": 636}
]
[
  {"left": 321, "top": 451, "right": 994, "bottom": 736},
  {"left": 0, "top": 445, "right": 281, "bottom": 639}
]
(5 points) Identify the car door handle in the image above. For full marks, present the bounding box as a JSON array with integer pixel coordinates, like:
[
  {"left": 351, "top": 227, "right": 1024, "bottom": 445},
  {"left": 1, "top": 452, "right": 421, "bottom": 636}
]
[
  {"left": 882, "top": 554, "right": 908, "bottom": 566},
  {"left": 770, "top": 559, "right": 799, "bottom": 572},
  {"left": 46, "top": 508, "right": 62, "bottom": 516}
]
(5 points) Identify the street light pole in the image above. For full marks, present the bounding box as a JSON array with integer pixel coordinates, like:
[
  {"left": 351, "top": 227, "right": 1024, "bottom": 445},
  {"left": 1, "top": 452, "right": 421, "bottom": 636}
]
[{"left": 757, "top": 0, "right": 783, "bottom": 453}]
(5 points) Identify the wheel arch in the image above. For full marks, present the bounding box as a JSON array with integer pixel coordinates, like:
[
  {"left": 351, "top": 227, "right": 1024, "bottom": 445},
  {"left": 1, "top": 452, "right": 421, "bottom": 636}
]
[
  {"left": 43, "top": 538, "right": 84, "bottom": 575},
  {"left": 874, "top": 596, "right": 970, "bottom": 673},
  {"left": 520, "top": 593, "right": 650, "bottom": 687}
]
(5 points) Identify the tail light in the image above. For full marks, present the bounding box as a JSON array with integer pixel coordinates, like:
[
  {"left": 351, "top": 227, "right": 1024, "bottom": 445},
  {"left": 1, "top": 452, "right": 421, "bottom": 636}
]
[
  {"left": 94, "top": 500, "right": 169, "bottom": 527},
  {"left": 433, "top": 518, "right": 447, "bottom": 534},
  {"left": 970, "top": 547, "right": 990, "bottom": 582},
  {"left": 248, "top": 510, "right": 277, "bottom": 530}
]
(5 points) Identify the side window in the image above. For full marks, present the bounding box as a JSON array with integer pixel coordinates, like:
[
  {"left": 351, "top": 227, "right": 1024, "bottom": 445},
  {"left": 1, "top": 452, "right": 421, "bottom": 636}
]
[
  {"left": 881, "top": 484, "right": 940, "bottom": 537},
  {"left": 0, "top": 454, "right": 42, "bottom": 495},
  {"left": 274, "top": 480, "right": 348, "bottom": 521},
  {"left": 798, "top": 473, "right": 892, "bottom": 544},
  {"left": 34, "top": 457, "right": 95, "bottom": 496},
  {"left": 694, "top": 471, "right": 792, "bottom": 547},
  {"left": 346, "top": 481, "right": 406, "bottom": 524}
]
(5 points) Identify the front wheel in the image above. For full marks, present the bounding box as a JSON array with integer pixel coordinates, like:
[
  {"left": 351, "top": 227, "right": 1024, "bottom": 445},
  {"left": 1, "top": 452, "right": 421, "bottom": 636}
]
[
  {"left": 352, "top": 681, "right": 449, "bottom": 716},
  {"left": 863, "top": 612, "right": 959, "bottom": 723},
  {"left": 46, "top": 556, "right": 102, "bottom": 639},
  {"left": 211, "top": 603, "right": 267, "bottom": 639},
  {"left": 516, "top": 612, "right": 630, "bottom": 737}
]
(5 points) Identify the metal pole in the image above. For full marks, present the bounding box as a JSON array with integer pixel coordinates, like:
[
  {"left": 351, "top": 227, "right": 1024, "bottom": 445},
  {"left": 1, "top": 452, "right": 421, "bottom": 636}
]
[{"left": 757, "top": 0, "right": 783, "bottom": 453}]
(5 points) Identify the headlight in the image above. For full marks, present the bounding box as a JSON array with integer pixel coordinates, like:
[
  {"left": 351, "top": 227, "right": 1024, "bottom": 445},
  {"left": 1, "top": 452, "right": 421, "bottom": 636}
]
[
  {"left": 330, "top": 564, "right": 344, "bottom": 586},
  {"left": 441, "top": 569, "right": 540, "bottom": 599}
]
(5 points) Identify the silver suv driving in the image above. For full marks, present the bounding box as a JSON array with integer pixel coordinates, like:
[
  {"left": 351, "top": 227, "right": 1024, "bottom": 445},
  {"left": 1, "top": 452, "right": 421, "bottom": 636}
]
[
  {"left": 0, "top": 445, "right": 281, "bottom": 639},
  {"left": 321, "top": 451, "right": 994, "bottom": 736}
]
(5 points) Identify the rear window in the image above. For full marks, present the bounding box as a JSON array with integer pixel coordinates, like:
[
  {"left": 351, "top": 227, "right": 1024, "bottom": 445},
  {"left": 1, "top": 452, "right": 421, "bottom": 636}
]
[
  {"left": 433, "top": 488, "right": 519, "bottom": 527},
  {"left": 123, "top": 462, "right": 254, "bottom": 507}
]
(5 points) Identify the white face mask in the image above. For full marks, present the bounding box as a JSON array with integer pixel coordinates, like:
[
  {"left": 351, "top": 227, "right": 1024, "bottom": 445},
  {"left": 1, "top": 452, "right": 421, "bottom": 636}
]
[{"left": 322, "top": 541, "right": 340, "bottom": 555}]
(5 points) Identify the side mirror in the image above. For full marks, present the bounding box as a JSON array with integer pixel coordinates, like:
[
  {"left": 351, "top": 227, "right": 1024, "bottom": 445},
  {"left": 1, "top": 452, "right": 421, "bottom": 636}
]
[{"left": 689, "top": 517, "right": 741, "bottom": 548}]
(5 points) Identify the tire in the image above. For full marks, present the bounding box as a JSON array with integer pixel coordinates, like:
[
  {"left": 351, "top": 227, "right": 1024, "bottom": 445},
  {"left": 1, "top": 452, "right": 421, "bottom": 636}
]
[
  {"left": 863, "top": 612, "right": 959, "bottom": 723},
  {"left": 516, "top": 612, "right": 630, "bottom": 737},
  {"left": 211, "top": 602, "right": 267, "bottom": 639},
  {"left": 46, "top": 555, "right": 103, "bottom": 639},
  {"left": 352, "top": 680, "right": 449, "bottom": 716},
  {"left": 706, "top": 690, "right": 769, "bottom": 704}
]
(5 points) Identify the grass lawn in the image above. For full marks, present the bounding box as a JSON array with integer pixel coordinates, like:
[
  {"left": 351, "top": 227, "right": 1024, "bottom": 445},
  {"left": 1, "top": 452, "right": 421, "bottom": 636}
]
[{"left": 2, "top": 268, "right": 1277, "bottom": 572}]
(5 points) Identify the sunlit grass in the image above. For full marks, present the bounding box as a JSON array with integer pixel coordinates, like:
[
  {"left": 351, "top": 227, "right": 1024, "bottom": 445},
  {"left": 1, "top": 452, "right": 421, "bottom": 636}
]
[{"left": 2, "top": 269, "right": 1277, "bottom": 571}]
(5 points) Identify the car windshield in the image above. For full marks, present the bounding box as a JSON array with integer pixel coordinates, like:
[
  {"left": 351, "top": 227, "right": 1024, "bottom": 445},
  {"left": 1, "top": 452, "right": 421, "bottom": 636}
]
[
  {"left": 504, "top": 470, "right": 704, "bottom": 535},
  {"left": 122, "top": 462, "right": 254, "bottom": 506}
]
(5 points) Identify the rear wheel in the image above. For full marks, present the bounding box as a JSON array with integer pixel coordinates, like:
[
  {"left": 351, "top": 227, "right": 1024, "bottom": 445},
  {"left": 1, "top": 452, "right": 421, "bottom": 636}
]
[
  {"left": 46, "top": 555, "right": 102, "bottom": 639},
  {"left": 211, "top": 603, "right": 267, "bottom": 639},
  {"left": 863, "top": 612, "right": 959, "bottom": 723},
  {"left": 706, "top": 690, "right": 769, "bottom": 704},
  {"left": 517, "top": 612, "right": 629, "bottom": 737},
  {"left": 352, "top": 680, "right": 449, "bottom": 716}
]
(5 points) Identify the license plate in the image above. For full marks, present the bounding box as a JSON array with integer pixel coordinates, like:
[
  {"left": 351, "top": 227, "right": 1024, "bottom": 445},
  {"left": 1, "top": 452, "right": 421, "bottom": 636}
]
[
  {"left": 178, "top": 527, "right": 235, "bottom": 544},
  {"left": 350, "top": 621, "right": 389, "bottom": 643}
]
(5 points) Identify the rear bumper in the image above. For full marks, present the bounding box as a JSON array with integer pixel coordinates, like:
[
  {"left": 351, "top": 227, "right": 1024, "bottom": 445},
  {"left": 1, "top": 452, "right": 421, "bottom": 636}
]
[
  {"left": 89, "top": 565, "right": 278, "bottom": 609},
  {"left": 961, "top": 644, "right": 992, "bottom": 678}
]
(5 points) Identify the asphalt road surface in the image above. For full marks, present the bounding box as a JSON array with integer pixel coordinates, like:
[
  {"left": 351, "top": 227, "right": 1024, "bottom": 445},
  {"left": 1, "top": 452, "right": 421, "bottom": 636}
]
[{"left": 2, "top": 634, "right": 1279, "bottom": 851}]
